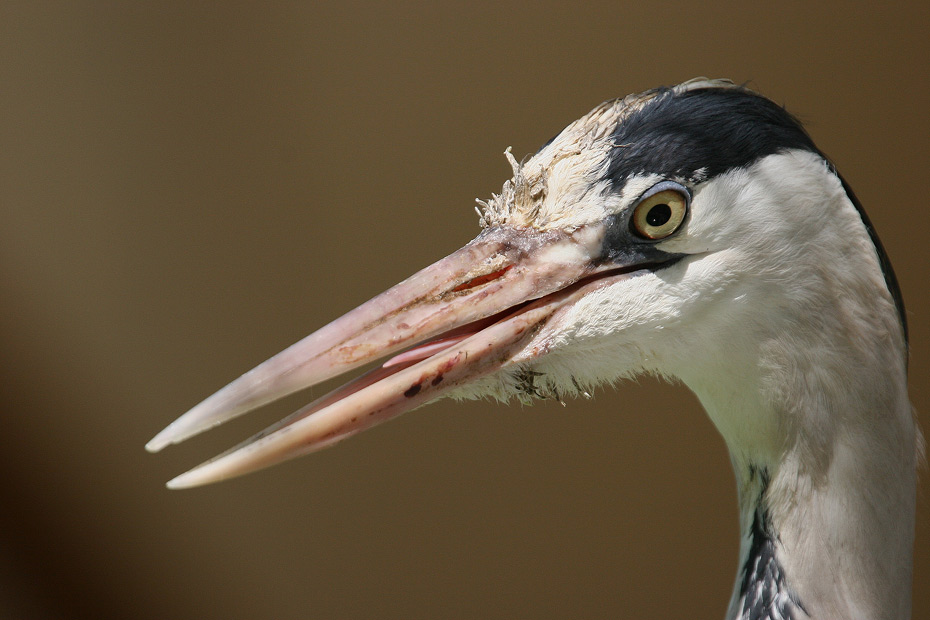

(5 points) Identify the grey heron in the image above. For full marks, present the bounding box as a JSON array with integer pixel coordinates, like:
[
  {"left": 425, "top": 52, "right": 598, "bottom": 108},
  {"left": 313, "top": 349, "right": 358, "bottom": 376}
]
[{"left": 147, "top": 78, "right": 919, "bottom": 619}]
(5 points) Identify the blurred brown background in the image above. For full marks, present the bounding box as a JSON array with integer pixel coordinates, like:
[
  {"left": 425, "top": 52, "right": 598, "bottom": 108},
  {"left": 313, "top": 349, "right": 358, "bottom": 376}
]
[{"left": 2, "top": 2, "right": 927, "bottom": 619}]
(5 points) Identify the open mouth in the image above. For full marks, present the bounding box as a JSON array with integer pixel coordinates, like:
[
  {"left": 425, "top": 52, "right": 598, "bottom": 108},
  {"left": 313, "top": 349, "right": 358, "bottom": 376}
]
[
  {"left": 147, "top": 223, "right": 681, "bottom": 489},
  {"left": 382, "top": 257, "right": 677, "bottom": 370}
]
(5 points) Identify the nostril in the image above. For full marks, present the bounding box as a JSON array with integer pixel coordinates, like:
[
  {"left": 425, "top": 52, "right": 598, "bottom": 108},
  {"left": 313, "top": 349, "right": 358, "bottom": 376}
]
[{"left": 451, "top": 265, "right": 513, "bottom": 293}]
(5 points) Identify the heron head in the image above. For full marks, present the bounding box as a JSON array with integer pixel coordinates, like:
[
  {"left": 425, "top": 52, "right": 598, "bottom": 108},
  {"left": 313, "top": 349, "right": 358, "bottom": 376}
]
[{"left": 148, "top": 79, "right": 905, "bottom": 488}]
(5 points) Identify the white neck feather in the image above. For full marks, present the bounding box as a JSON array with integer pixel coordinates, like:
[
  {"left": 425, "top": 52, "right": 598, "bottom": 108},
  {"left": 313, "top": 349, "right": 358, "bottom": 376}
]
[{"left": 671, "top": 154, "right": 918, "bottom": 619}]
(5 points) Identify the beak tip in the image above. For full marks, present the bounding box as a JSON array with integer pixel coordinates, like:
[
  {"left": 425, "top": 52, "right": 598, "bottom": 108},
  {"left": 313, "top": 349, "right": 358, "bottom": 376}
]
[
  {"left": 145, "top": 438, "right": 166, "bottom": 453},
  {"left": 164, "top": 476, "right": 188, "bottom": 490},
  {"left": 146, "top": 414, "right": 204, "bottom": 453},
  {"left": 165, "top": 468, "right": 208, "bottom": 490},
  {"left": 146, "top": 427, "right": 178, "bottom": 453}
]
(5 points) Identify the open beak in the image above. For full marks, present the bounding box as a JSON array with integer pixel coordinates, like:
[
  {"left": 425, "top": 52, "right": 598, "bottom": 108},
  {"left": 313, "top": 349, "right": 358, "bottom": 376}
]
[{"left": 148, "top": 223, "right": 647, "bottom": 488}]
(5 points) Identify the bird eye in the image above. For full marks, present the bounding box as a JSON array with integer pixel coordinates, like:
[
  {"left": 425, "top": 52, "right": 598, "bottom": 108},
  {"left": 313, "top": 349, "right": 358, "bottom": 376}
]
[{"left": 630, "top": 183, "right": 689, "bottom": 240}]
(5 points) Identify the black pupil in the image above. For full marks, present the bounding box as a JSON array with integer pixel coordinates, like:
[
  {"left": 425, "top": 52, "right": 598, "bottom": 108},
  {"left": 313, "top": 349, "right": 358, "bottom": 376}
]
[{"left": 646, "top": 203, "right": 672, "bottom": 227}]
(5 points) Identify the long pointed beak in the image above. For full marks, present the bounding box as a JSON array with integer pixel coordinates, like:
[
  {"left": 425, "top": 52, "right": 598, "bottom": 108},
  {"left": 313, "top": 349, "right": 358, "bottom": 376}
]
[{"left": 148, "top": 224, "right": 633, "bottom": 488}]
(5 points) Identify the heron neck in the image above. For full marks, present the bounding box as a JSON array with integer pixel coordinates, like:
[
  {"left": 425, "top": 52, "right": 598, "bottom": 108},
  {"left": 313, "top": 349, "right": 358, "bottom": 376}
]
[{"left": 682, "top": 339, "right": 916, "bottom": 620}]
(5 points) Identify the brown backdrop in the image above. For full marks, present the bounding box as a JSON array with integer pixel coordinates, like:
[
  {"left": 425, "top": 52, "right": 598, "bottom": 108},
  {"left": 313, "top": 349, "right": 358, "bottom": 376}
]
[{"left": 2, "top": 2, "right": 928, "bottom": 619}]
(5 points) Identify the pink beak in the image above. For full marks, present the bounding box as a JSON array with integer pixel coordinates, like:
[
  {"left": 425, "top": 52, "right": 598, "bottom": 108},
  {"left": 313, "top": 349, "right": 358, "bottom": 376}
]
[{"left": 148, "top": 223, "right": 643, "bottom": 488}]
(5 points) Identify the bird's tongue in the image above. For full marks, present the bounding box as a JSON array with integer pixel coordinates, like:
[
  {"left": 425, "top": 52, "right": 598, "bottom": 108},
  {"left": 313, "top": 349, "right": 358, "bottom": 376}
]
[
  {"left": 382, "top": 334, "right": 471, "bottom": 368},
  {"left": 381, "top": 308, "right": 515, "bottom": 368},
  {"left": 147, "top": 223, "right": 615, "bottom": 488}
]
